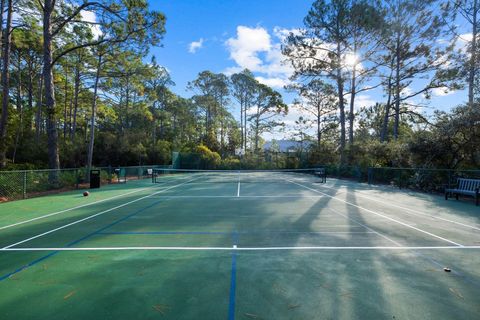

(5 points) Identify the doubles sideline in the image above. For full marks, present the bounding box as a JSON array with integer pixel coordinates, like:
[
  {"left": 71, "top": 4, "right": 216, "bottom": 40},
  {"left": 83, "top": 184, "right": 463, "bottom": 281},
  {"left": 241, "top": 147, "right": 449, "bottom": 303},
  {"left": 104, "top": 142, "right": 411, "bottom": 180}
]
[
  {"left": 318, "top": 182, "right": 480, "bottom": 232},
  {"left": 2, "top": 177, "right": 199, "bottom": 249},
  {"left": 286, "top": 179, "right": 464, "bottom": 247},
  {"left": 0, "top": 175, "right": 190, "bottom": 231}
]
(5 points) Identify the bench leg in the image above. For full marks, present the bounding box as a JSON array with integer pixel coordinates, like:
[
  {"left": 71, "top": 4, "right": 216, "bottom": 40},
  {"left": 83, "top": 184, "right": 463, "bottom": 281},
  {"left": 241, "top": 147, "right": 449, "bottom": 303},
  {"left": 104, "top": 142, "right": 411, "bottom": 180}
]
[
  {"left": 455, "top": 194, "right": 459, "bottom": 200},
  {"left": 476, "top": 194, "right": 479, "bottom": 206},
  {"left": 445, "top": 192, "right": 448, "bottom": 200}
]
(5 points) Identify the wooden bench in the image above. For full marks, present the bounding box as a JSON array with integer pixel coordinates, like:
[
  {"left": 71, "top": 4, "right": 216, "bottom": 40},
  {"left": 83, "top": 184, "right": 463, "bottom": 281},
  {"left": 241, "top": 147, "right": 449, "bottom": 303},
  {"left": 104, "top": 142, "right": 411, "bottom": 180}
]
[
  {"left": 315, "top": 168, "right": 326, "bottom": 183},
  {"left": 445, "top": 178, "right": 480, "bottom": 206}
]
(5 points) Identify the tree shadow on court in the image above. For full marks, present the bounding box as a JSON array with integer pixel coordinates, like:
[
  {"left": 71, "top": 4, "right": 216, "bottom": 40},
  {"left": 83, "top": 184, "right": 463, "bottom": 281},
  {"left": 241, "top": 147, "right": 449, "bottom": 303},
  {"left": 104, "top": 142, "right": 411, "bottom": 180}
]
[
  {"left": 0, "top": 249, "right": 237, "bottom": 319},
  {"left": 230, "top": 179, "right": 396, "bottom": 319},
  {"left": 1, "top": 178, "right": 480, "bottom": 319},
  {"left": 339, "top": 182, "right": 480, "bottom": 319}
]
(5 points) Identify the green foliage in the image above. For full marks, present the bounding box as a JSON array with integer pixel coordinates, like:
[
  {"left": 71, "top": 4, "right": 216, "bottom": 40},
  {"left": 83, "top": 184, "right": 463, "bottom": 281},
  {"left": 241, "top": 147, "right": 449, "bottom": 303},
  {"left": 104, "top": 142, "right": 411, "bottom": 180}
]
[
  {"left": 148, "top": 140, "right": 172, "bottom": 165},
  {"left": 194, "top": 145, "right": 221, "bottom": 169}
]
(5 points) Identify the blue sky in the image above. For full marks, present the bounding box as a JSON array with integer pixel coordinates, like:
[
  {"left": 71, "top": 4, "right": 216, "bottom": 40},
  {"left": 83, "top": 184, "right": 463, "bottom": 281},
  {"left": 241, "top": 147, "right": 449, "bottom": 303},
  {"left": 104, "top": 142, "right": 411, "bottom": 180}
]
[
  {"left": 149, "top": 0, "right": 312, "bottom": 95},
  {"left": 147, "top": 0, "right": 470, "bottom": 140}
]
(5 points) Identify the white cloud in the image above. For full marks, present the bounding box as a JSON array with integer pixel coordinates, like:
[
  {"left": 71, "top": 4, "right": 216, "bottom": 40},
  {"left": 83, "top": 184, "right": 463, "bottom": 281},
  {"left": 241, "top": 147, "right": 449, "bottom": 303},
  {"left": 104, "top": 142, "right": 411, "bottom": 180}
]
[
  {"left": 432, "top": 87, "right": 455, "bottom": 97},
  {"left": 456, "top": 33, "right": 473, "bottom": 54},
  {"left": 459, "top": 33, "right": 473, "bottom": 43},
  {"left": 255, "top": 76, "right": 290, "bottom": 89},
  {"left": 353, "top": 95, "right": 376, "bottom": 110},
  {"left": 272, "top": 26, "right": 302, "bottom": 41},
  {"left": 226, "top": 26, "right": 271, "bottom": 70},
  {"left": 80, "top": 10, "right": 102, "bottom": 39},
  {"left": 189, "top": 38, "right": 204, "bottom": 54},
  {"left": 224, "top": 26, "right": 295, "bottom": 89}
]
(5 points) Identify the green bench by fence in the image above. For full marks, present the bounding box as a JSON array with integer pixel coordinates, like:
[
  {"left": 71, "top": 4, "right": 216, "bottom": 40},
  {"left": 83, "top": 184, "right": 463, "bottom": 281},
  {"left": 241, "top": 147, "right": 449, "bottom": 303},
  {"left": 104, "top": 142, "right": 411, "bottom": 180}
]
[{"left": 445, "top": 178, "right": 480, "bottom": 206}]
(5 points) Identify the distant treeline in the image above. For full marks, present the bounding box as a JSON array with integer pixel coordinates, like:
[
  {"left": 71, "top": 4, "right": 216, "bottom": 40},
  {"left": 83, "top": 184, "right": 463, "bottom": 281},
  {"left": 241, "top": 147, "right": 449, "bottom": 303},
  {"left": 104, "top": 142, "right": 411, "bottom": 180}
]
[{"left": 0, "top": 0, "right": 478, "bottom": 172}]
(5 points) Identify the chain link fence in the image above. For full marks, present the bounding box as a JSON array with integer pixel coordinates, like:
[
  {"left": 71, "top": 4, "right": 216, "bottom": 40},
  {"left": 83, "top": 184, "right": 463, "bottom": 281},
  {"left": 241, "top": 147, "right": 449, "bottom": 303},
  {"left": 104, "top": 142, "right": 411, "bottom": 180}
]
[
  {"left": 367, "top": 167, "right": 480, "bottom": 193},
  {"left": 0, "top": 165, "right": 171, "bottom": 202}
]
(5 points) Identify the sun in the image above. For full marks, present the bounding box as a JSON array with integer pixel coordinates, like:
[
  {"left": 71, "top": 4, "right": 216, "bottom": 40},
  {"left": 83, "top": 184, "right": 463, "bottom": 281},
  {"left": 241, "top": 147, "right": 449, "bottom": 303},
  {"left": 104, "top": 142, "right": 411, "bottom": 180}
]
[{"left": 344, "top": 53, "right": 358, "bottom": 68}]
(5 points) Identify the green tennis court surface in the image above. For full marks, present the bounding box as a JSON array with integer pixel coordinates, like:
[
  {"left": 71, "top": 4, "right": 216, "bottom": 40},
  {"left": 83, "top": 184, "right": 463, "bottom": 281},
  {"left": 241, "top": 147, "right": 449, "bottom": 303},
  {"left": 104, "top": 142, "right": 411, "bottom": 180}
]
[{"left": 1, "top": 172, "right": 479, "bottom": 319}]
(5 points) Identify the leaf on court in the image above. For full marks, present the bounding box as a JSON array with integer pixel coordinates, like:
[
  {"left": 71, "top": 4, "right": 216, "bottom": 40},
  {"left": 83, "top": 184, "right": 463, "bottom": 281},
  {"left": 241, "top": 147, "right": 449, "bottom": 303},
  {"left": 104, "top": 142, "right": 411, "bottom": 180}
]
[
  {"left": 319, "top": 283, "right": 332, "bottom": 290},
  {"left": 340, "top": 291, "right": 353, "bottom": 299},
  {"left": 63, "top": 290, "right": 76, "bottom": 300},
  {"left": 36, "top": 280, "right": 58, "bottom": 286},
  {"left": 8, "top": 274, "right": 20, "bottom": 281},
  {"left": 152, "top": 304, "right": 170, "bottom": 315},
  {"left": 288, "top": 303, "right": 300, "bottom": 310},
  {"left": 449, "top": 288, "right": 464, "bottom": 300},
  {"left": 244, "top": 313, "right": 261, "bottom": 319},
  {"left": 272, "top": 283, "right": 287, "bottom": 294}
]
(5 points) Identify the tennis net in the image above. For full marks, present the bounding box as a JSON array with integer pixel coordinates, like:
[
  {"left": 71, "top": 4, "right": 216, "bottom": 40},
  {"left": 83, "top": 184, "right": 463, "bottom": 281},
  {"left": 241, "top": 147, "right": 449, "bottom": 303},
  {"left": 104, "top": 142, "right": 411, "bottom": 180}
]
[{"left": 151, "top": 168, "right": 326, "bottom": 184}]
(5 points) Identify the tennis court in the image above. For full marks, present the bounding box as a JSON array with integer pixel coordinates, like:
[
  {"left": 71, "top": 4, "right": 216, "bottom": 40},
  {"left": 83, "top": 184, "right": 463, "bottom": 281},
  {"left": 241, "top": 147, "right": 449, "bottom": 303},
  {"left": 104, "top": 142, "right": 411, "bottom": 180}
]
[{"left": 0, "top": 170, "right": 479, "bottom": 319}]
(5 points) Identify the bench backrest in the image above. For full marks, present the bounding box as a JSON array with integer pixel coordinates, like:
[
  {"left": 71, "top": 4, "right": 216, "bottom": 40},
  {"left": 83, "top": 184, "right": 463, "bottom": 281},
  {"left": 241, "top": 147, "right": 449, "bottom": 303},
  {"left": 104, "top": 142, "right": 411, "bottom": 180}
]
[{"left": 457, "top": 178, "right": 480, "bottom": 191}]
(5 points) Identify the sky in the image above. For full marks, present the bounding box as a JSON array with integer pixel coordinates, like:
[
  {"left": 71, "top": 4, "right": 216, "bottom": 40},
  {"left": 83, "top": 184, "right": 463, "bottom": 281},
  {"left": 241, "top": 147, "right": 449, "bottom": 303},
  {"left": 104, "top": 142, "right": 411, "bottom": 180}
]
[{"left": 146, "top": 0, "right": 470, "bottom": 141}]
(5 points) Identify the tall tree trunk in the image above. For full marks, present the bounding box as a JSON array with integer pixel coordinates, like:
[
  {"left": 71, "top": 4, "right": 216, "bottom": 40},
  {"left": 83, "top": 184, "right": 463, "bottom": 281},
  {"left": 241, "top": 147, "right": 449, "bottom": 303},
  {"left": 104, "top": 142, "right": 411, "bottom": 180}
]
[
  {"left": 240, "top": 99, "right": 243, "bottom": 150},
  {"left": 254, "top": 106, "right": 260, "bottom": 152},
  {"left": 244, "top": 102, "right": 248, "bottom": 151},
  {"left": 0, "top": 0, "right": 13, "bottom": 168},
  {"left": 27, "top": 59, "right": 34, "bottom": 128},
  {"left": 380, "top": 61, "right": 395, "bottom": 143},
  {"left": 348, "top": 46, "right": 357, "bottom": 145},
  {"left": 71, "top": 64, "right": 80, "bottom": 140},
  {"left": 393, "top": 32, "right": 401, "bottom": 141},
  {"left": 68, "top": 85, "right": 73, "bottom": 138},
  {"left": 35, "top": 70, "right": 43, "bottom": 141},
  {"left": 336, "top": 43, "right": 346, "bottom": 165},
  {"left": 43, "top": 0, "right": 61, "bottom": 176},
  {"left": 86, "top": 53, "right": 102, "bottom": 181},
  {"left": 468, "top": 0, "right": 478, "bottom": 106},
  {"left": 381, "top": 86, "right": 392, "bottom": 143},
  {"left": 317, "top": 109, "right": 321, "bottom": 148},
  {"left": 12, "top": 54, "right": 22, "bottom": 163},
  {"left": 125, "top": 74, "right": 130, "bottom": 131},
  {"left": 0, "top": 0, "right": 5, "bottom": 72},
  {"left": 63, "top": 66, "right": 68, "bottom": 140}
]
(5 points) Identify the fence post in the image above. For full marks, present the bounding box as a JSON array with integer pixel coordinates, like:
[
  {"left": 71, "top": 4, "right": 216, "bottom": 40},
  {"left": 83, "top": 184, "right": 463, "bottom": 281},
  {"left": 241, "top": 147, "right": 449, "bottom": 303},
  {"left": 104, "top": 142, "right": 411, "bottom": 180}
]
[{"left": 23, "top": 171, "right": 27, "bottom": 199}]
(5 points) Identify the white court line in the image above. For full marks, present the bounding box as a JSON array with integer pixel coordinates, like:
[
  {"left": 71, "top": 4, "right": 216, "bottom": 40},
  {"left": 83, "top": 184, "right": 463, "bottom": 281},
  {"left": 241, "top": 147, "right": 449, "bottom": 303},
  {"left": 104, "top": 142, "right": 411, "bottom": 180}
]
[
  {"left": 318, "top": 183, "right": 480, "bottom": 231},
  {"left": 0, "top": 174, "right": 195, "bottom": 231},
  {"left": 286, "top": 179, "right": 464, "bottom": 247},
  {"left": 159, "top": 195, "right": 324, "bottom": 198},
  {"left": 237, "top": 175, "right": 240, "bottom": 197},
  {"left": 2, "top": 177, "right": 199, "bottom": 249},
  {"left": 0, "top": 185, "right": 161, "bottom": 231},
  {"left": 1, "top": 245, "right": 479, "bottom": 251}
]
